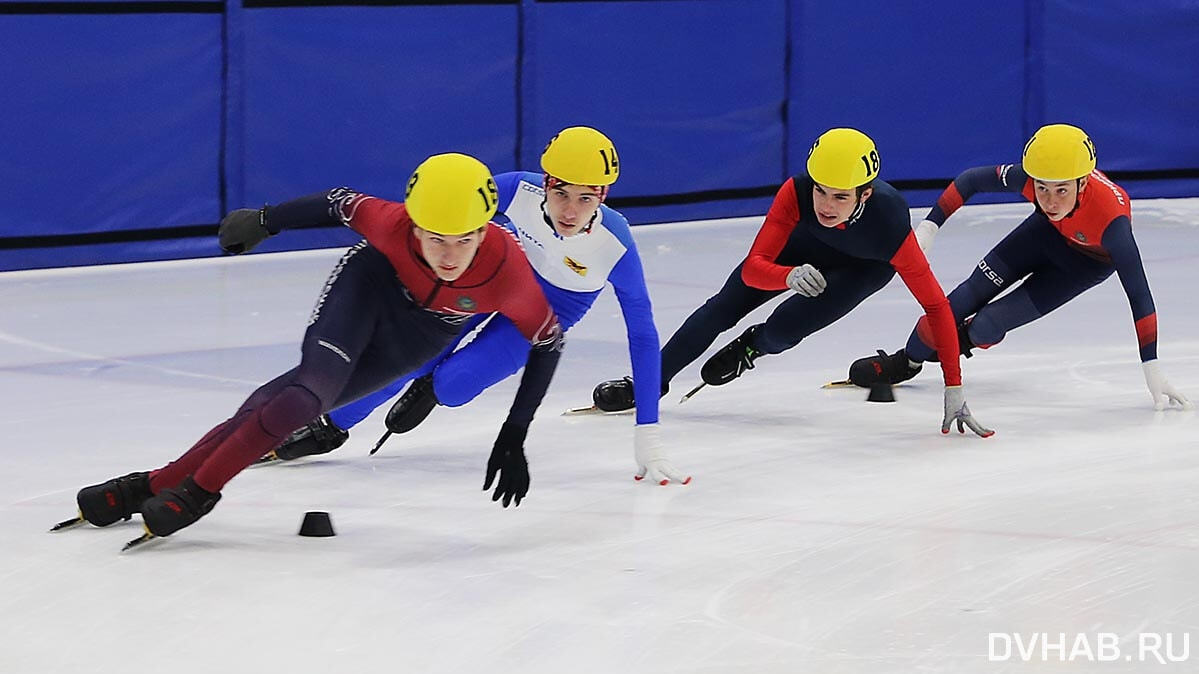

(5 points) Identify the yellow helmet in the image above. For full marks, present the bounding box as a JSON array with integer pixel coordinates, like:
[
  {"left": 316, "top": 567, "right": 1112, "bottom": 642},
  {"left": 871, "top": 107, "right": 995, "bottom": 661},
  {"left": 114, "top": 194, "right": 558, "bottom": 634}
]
[
  {"left": 806, "top": 128, "right": 879, "bottom": 190},
  {"left": 1022, "top": 124, "right": 1096, "bottom": 181},
  {"left": 540, "top": 126, "right": 620, "bottom": 186},
  {"left": 404, "top": 153, "right": 498, "bottom": 235}
]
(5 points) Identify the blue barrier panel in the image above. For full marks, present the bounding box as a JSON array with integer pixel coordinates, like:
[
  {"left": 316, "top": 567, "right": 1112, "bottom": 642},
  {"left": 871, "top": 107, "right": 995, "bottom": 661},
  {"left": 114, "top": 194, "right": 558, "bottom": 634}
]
[
  {"left": 238, "top": 3, "right": 519, "bottom": 207},
  {"left": 2, "top": 0, "right": 1196, "bottom": 271},
  {"left": 523, "top": 0, "right": 787, "bottom": 209},
  {"left": 0, "top": 10, "right": 222, "bottom": 245},
  {"left": 788, "top": 0, "right": 1026, "bottom": 183},
  {"left": 1038, "top": 1, "right": 1199, "bottom": 172}
]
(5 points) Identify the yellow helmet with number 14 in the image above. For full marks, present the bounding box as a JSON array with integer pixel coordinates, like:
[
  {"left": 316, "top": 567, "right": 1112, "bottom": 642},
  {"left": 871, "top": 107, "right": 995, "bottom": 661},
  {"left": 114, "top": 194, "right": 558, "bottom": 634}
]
[{"left": 541, "top": 126, "right": 620, "bottom": 186}]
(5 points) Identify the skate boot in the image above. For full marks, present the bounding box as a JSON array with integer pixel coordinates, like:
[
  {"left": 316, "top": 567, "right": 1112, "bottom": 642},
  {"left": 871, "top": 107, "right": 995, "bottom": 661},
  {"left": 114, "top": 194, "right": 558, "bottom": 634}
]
[
  {"left": 700, "top": 325, "right": 764, "bottom": 386},
  {"left": 76, "top": 471, "right": 152, "bottom": 527},
  {"left": 848, "top": 349, "right": 923, "bottom": 387},
  {"left": 591, "top": 377, "right": 670, "bottom": 412},
  {"left": 385, "top": 375, "right": 438, "bottom": 434},
  {"left": 593, "top": 377, "right": 635, "bottom": 412},
  {"left": 263, "top": 414, "right": 349, "bottom": 462},
  {"left": 957, "top": 320, "right": 976, "bottom": 358},
  {"left": 369, "top": 375, "right": 439, "bottom": 456},
  {"left": 141, "top": 476, "right": 221, "bottom": 537}
]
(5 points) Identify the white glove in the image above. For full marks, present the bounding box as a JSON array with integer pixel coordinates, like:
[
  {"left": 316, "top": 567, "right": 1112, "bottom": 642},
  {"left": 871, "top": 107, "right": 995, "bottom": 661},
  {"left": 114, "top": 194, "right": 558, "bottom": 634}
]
[
  {"left": 786, "top": 264, "right": 827, "bottom": 297},
  {"left": 914, "top": 219, "right": 939, "bottom": 253},
  {"left": 634, "top": 424, "right": 691, "bottom": 485},
  {"left": 1143, "top": 360, "right": 1192, "bottom": 411},
  {"left": 942, "top": 385, "right": 994, "bottom": 437}
]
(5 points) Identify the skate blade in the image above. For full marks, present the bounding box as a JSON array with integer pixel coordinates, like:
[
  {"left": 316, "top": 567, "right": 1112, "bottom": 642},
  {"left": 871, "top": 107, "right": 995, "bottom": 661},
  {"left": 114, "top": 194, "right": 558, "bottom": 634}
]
[
  {"left": 251, "top": 451, "right": 281, "bottom": 466},
  {"left": 679, "top": 382, "right": 706, "bottom": 403},
  {"left": 820, "top": 380, "right": 906, "bottom": 390},
  {"left": 368, "top": 431, "right": 393, "bottom": 456},
  {"left": 49, "top": 514, "right": 86, "bottom": 532},
  {"left": 562, "top": 405, "right": 633, "bottom": 416},
  {"left": 121, "top": 528, "right": 159, "bottom": 552}
]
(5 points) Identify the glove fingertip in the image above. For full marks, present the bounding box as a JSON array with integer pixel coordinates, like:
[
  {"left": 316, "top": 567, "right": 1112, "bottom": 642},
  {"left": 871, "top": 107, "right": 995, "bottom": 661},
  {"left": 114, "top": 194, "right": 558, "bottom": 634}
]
[
  {"left": 681, "top": 476, "right": 692, "bottom": 485},
  {"left": 633, "top": 474, "right": 645, "bottom": 481},
  {"left": 659, "top": 479, "right": 669, "bottom": 486}
]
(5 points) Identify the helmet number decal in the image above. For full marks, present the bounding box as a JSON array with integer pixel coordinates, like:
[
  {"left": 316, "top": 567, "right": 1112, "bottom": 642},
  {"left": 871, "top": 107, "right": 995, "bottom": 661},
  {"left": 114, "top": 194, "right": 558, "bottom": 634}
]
[
  {"left": 599, "top": 147, "right": 619, "bottom": 176},
  {"left": 477, "top": 177, "right": 498, "bottom": 211},
  {"left": 859, "top": 149, "right": 880, "bottom": 176}
]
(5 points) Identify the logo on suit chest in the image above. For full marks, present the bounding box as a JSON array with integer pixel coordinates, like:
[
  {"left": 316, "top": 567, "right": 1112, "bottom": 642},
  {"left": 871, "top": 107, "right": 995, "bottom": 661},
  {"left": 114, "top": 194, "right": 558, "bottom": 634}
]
[
  {"left": 455, "top": 295, "right": 477, "bottom": 312},
  {"left": 563, "top": 256, "right": 588, "bottom": 276},
  {"left": 1074, "top": 231, "right": 1088, "bottom": 243}
]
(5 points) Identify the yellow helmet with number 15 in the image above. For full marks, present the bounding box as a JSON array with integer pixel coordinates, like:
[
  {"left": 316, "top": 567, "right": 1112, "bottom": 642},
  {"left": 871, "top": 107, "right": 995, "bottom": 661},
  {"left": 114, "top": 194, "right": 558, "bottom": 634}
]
[{"left": 405, "top": 153, "right": 498, "bottom": 235}]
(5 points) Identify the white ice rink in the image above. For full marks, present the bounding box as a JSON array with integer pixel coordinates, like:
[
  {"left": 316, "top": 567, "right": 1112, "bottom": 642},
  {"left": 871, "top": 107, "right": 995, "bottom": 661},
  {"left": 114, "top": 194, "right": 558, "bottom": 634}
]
[{"left": 3, "top": 199, "right": 1198, "bottom": 673}]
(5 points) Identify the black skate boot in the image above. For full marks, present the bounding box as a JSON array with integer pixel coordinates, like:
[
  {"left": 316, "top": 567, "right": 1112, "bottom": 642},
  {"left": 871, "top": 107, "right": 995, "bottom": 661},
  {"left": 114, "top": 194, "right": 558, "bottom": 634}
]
[
  {"left": 141, "top": 476, "right": 221, "bottom": 537},
  {"left": 263, "top": 414, "right": 349, "bottom": 463},
  {"left": 385, "top": 374, "right": 438, "bottom": 434},
  {"left": 957, "top": 320, "right": 976, "bottom": 358},
  {"left": 700, "top": 325, "right": 764, "bottom": 386},
  {"left": 591, "top": 377, "right": 670, "bottom": 412},
  {"left": 76, "top": 471, "right": 152, "bottom": 527},
  {"left": 593, "top": 377, "right": 635, "bottom": 412},
  {"left": 848, "top": 349, "right": 923, "bottom": 387},
  {"left": 370, "top": 375, "right": 439, "bottom": 455}
]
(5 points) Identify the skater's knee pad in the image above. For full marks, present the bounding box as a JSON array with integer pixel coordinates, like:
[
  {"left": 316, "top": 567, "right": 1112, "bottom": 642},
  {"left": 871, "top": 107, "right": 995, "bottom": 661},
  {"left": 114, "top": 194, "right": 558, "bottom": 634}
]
[
  {"left": 753, "top": 323, "right": 797, "bottom": 355},
  {"left": 433, "top": 344, "right": 525, "bottom": 408},
  {"left": 913, "top": 315, "right": 946, "bottom": 357},
  {"left": 259, "top": 384, "right": 323, "bottom": 438},
  {"left": 965, "top": 311, "right": 1003, "bottom": 349}
]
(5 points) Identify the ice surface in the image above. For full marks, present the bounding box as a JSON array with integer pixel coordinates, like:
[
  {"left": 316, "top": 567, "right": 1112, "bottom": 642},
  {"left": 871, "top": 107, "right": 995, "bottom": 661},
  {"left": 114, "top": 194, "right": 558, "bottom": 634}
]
[{"left": 2, "top": 199, "right": 1197, "bottom": 673}]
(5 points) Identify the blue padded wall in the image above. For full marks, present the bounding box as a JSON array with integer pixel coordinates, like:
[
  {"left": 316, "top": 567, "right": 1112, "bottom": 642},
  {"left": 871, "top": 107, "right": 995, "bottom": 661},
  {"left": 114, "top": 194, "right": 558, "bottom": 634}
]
[
  {"left": 1038, "top": 0, "right": 1199, "bottom": 173},
  {"left": 523, "top": 0, "right": 787, "bottom": 223},
  {"left": 788, "top": 0, "right": 1026, "bottom": 182},
  {"left": 0, "top": 8, "right": 222, "bottom": 268},
  {"left": 238, "top": 4, "right": 519, "bottom": 207},
  {"left": 0, "top": 1, "right": 1195, "bottom": 270}
]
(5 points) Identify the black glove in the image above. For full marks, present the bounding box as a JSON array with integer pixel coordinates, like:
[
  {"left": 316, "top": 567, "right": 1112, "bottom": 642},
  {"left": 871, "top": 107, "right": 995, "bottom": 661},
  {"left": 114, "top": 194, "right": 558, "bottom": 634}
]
[
  {"left": 218, "top": 207, "right": 270, "bottom": 254},
  {"left": 483, "top": 422, "right": 529, "bottom": 508}
]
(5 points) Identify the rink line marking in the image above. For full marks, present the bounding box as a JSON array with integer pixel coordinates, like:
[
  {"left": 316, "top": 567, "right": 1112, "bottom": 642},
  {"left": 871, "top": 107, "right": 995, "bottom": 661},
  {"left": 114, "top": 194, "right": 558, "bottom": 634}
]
[{"left": 0, "top": 328, "right": 259, "bottom": 386}]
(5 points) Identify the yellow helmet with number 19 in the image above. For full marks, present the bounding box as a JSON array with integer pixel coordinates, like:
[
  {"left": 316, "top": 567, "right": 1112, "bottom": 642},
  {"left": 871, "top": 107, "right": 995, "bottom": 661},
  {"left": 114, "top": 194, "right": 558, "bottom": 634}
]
[
  {"left": 1022, "top": 124, "right": 1096, "bottom": 181},
  {"left": 807, "top": 128, "right": 880, "bottom": 190},
  {"left": 405, "top": 153, "right": 498, "bottom": 235}
]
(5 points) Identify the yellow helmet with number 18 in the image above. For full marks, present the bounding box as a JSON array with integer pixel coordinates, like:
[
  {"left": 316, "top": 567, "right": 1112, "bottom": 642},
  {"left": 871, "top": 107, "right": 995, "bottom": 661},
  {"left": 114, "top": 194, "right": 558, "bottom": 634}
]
[
  {"left": 1022, "top": 124, "right": 1096, "bottom": 181},
  {"left": 404, "top": 153, "right": 498, "bottom": 235},
  {"left": 807, "top": 128, "right": 879, "bottom": 190}
]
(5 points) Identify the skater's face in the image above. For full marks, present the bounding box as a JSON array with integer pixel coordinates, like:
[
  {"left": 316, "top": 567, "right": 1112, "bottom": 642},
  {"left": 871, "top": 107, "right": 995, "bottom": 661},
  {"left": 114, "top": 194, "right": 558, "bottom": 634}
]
[
  {"left": 812, "top": 182, "right": 872, "bottom": 227},
  {"left": 544, "top": 183, "right": 602, "bottom": 237},
  {"left": 413, "top": 225, "right": 487, "bottom": 281},
  {"left": 1034, "top": 177, "right": 1086, "bottom": 221}
]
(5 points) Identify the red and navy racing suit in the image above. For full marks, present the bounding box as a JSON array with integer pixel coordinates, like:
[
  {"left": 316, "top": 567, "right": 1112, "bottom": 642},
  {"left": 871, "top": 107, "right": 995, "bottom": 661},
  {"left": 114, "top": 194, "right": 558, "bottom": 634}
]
[
  {"left": 661, "top": 175, "right": 962, "bottom": 389},
  {"left": 905, "top": 164, "right": 1157, "bottom": 364},
  {"left": 149, "top": 189, "right": 561, "bottom": 495}
]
